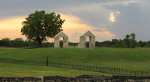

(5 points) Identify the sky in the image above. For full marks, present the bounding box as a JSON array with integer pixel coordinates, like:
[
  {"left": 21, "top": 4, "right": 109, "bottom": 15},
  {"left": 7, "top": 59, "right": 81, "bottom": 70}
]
[{"left": 0, "top": 0, "right": 150, "bottom": 42}]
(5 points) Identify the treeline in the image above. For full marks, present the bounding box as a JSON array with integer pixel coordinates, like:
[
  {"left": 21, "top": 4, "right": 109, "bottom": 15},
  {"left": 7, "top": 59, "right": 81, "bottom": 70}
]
[
  {"left": 96, "top": 40, "right": 150, "bottom": 48},
  {"left": 0, "top": 33, "right": 150, "bottom": 48},
  {"left": 0, "top": 38, "right": 53, "bottom": 48},
  {"left": 0, "top": 38, "right": 78, "bottom": 48},
  {"left": 96, "top": 33, "right": 150, "bottom": 48}
]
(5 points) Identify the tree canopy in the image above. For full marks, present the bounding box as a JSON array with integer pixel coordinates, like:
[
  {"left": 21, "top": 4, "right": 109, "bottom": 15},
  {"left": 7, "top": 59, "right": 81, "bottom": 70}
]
[{"left": 21, "top": 11, "right": 65, "bottom": 45}]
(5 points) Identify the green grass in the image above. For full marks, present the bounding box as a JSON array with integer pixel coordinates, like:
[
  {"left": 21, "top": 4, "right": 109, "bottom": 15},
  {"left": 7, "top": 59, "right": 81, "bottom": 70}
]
[
  {"left": 0, "top": 48, "right": 150, "bottom": 76},
  {"left": 0, "top": 63, "right": 105, "bottom": 77}
]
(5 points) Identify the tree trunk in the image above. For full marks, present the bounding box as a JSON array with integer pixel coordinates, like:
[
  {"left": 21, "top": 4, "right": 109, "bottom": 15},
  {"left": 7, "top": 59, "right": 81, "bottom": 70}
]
[
  {"left": 37, "top": 40, "right": 42, "bottom": 47},
  {"left": 36, "top": 37, "right": 43, "bottom": 47}
]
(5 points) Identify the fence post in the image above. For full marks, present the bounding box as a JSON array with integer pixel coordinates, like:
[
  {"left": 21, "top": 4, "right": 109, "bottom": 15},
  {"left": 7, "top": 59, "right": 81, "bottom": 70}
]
[{"left": 46, "top": 56, "right": 49, "bottom": 66}]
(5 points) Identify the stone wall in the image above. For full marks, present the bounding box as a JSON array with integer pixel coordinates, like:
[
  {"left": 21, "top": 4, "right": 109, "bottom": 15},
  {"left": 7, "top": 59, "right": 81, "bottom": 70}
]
[
  {"left": 0, "top": 77, "right": 41, "bottom": 82},
  {"left": 44, "top": 75, "right": 150, "bottom": 82},
  {"left": 0, "top": 75, "right": 150, "bottom": 82}
]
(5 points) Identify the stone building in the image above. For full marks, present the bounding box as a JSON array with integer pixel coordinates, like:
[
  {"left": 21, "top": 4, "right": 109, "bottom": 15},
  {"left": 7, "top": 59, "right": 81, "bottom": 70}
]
[
  {"left": 79, "top": 31, "right": 95, "bottom": 48},
  {"left": 54, "top": 32, "right": 69, "bottom": 48}
]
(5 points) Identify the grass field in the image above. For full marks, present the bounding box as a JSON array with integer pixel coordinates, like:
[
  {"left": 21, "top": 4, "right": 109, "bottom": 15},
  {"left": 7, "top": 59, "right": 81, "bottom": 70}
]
[{"left": 0, "top": 48, "right": 150, "bottom": 76}]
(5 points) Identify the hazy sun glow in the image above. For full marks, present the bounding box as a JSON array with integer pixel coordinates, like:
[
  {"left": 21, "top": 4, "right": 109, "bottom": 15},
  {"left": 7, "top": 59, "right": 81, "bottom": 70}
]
[
  {"left": 109, "top": 12, "right": 116, "bottom": 23},
  {"left": 109, "top": 11, "right": 120, "bottom": 23}
]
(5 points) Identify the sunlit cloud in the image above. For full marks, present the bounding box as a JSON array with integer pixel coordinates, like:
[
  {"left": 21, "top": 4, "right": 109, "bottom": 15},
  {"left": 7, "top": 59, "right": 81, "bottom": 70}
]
[
  {"left": 0, "top": 0, "right": 148, "bottom": 41},
  {"left": 0, "top": 17, "right": 25, "bottom": 30},
  {"left": 61, "top": 13, "right": 115, "bottom": 42},
  {"left": 0, "top": 13, "right": 115, "bottom": 42},
  {"left": 0, "top": 16, "right": 26, "bottom": 39}
]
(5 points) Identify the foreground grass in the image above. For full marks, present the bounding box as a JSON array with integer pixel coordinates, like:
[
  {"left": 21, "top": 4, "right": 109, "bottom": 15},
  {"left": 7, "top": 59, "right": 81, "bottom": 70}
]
[
  {"left": 0, "top": 48, "right": 150, "bottom": 76},
  {"left": 0, "top": 63, "right": 105, "bottom": 77}
]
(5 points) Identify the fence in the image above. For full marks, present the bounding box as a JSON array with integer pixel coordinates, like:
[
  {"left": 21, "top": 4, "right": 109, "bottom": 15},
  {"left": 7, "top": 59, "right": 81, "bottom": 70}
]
[
  {"left": 45, "top": 60, "right": 150, "bottom": 76},
  {"left": 3, "top": 56, "right": 149, "bottom": 77}
]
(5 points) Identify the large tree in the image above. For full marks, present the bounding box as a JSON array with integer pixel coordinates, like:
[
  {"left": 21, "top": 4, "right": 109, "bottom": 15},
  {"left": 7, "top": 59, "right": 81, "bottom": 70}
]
[{"left": 21, "top": 11, "right": 65, "bottom": 46}]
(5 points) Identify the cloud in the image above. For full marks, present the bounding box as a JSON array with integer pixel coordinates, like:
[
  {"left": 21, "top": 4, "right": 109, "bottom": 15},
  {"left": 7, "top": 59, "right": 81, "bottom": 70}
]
[
  {"left": 0, "top": 16, "right": 26, "bottom": 39},
  {"left": 97, "top": 0, "right": 141, "bottom": 6},
  {"left": 0, "top": 0, "right": 149, "bottom": 41},
  {"left": 61, "top": 13, "right": 115, "bottom": 42},
  {"left": 0, "top": 13, "right": 115, "bottom": 42},
  {"left": 59, "top": 0, "right": 138, "bottom": 29}
]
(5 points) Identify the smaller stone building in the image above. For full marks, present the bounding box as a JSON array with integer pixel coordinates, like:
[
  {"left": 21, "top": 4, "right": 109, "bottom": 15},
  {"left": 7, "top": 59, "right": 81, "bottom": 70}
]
[
  {"left": 54, "top": 32, "right": 69, "bottom": 48},
  {"left": 79, "top": 31, "right": 95, "bottom": 48}
]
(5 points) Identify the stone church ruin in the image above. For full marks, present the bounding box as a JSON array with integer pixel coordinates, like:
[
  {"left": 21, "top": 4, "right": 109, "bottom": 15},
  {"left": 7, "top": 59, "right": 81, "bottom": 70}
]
[
  {"left": 79, "top": 31, "right": 95, "bottom": 48},
  {"left": 54, "top": 32, "right": 69, "bottom": 48},
  {"left": 54, "top": 31, "right": 95, "bottom": 48}
]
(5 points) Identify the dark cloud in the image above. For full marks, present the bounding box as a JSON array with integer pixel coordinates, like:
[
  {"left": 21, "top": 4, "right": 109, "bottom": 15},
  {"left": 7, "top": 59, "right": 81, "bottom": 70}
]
[{"left": 0, "top": 0, "right": 134, "bottom": 18}]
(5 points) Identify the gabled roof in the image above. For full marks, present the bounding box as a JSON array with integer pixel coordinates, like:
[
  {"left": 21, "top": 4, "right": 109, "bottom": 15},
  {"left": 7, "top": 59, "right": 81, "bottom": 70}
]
[
  {"left": 55, "top": 32, "right": 68, "bottom": 38},
  {"left": 82, "top": 31, "right": 95, "bottom": 37}
]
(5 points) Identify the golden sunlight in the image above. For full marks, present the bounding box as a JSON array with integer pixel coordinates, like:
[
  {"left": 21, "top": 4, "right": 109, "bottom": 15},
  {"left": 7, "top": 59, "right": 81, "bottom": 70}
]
[
  {"left": 0, "top": 16, "right": 25, "bottom": 39},
  {"left": 0, "top": 13, "right": 115, "bottom": 41}
]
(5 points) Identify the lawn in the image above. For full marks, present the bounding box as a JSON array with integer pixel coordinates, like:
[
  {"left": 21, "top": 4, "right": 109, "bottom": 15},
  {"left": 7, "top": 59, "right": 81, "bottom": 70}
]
[
  {"left": 0, "top": 48, "right": 150, "bottom": 76},
  {"left": 0, "top": 63, "right": 104, "bottom": 77}
]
